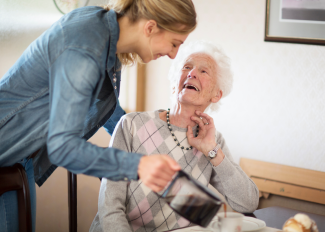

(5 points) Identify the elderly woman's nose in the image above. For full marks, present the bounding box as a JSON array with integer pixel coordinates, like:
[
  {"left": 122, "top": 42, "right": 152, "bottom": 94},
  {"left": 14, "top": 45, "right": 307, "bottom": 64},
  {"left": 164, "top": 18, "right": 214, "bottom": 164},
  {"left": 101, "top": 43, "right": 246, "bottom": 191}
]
[{"left": 188, "top": 68, "right": 198, "bottom": 78}]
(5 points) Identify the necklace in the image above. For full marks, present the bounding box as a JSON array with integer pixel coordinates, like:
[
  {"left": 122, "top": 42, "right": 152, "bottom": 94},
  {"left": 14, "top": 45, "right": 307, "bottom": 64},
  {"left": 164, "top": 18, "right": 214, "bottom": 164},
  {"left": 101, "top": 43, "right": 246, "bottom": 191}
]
[{"left": 166, "top": 108, "right": 199, "bottom": 150}]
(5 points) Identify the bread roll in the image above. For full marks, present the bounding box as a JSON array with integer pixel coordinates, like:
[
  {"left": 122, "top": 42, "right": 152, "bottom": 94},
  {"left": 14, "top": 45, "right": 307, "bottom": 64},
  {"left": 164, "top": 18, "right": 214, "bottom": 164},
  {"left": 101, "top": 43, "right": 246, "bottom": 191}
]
[{"left": 283, "top": 213, "right": 318, "bottom": 232}]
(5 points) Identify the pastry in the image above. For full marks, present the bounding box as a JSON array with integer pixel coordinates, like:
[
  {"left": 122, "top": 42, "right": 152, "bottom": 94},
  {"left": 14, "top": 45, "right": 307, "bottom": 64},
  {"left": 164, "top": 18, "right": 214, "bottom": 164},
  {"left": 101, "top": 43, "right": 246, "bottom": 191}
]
[{"left": 283, "top": 213, "right": 319, "bottom": 232}]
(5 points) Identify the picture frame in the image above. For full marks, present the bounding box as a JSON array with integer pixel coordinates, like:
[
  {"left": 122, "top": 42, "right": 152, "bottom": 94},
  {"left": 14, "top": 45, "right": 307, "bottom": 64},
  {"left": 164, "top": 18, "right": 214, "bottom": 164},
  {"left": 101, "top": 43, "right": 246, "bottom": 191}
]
[{"left": 265, "top": 0, "right": 325, "bottom": 46}]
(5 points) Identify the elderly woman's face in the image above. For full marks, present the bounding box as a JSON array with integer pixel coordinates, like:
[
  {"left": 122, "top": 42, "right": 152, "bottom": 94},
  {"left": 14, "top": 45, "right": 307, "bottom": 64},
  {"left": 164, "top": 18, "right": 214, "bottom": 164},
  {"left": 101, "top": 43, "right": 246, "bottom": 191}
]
[{"left": 175, "top": 53, "right": 221, "bottom": 108}]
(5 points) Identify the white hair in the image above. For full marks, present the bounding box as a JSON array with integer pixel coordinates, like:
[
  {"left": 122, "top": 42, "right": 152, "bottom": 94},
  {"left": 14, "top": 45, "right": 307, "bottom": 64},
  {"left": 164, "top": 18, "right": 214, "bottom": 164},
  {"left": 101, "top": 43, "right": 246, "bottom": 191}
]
[{"left": 168, "top": 40, "right": 233, "bottom": 112}]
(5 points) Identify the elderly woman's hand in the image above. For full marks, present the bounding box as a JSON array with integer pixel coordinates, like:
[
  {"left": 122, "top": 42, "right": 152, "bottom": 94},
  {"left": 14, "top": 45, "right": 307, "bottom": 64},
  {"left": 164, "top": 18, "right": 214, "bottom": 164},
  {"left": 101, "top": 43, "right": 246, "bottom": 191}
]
[{"left": 187, "top": 111, "right": 218, "bottom": 156}]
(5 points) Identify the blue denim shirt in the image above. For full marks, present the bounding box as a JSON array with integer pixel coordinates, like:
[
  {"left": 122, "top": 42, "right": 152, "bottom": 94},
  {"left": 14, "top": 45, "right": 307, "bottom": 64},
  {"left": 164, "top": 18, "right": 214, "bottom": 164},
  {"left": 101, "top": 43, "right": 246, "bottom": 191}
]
[{"left": 0, "top": 7, "right": 143, "bottom": 186}]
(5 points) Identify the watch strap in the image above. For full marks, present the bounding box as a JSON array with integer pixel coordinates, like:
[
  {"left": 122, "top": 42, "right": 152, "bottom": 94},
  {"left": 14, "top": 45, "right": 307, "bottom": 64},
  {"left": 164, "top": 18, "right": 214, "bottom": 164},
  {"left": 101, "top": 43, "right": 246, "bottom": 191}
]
[{"left": 208, "top": 144, "right": 221, "bottom": 159}]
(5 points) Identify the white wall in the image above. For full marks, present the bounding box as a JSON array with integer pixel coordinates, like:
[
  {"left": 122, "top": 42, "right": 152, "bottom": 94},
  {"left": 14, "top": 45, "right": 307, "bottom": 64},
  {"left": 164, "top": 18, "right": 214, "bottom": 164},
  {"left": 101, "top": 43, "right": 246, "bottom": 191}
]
[
  {"left": 0, "top": 0, "right": 62, "bottom": 77},
  {"left": 146, "top": 0, "right": 325, "bottom": 172}
]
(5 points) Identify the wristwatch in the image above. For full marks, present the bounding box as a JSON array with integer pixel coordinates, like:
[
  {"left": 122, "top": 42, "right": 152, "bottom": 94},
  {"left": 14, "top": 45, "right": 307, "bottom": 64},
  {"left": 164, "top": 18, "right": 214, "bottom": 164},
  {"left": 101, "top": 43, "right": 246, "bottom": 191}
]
[{"left": 208, "top": 144, "right": 221, "bottom": 159}]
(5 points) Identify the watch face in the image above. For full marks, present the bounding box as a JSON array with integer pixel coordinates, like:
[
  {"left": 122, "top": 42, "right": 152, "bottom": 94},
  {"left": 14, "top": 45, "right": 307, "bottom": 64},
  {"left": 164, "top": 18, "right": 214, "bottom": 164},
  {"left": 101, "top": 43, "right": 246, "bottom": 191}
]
[{"left": 209, "top": 151, "right": 216, "bottom": 158}]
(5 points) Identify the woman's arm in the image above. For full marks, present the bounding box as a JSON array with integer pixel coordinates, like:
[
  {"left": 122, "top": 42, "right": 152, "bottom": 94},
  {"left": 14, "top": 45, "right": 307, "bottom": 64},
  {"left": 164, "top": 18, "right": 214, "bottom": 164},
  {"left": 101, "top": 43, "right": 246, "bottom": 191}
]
[
  {"left": 98, "top": 115, "right": 135, "bottom": 231},
  {"left": 98, "top": 178, "right": 131, "bottom": 232},
  {"left": 103, "top": 101, "right": 126, "bottom": 135},
  {"left": 47, "top": 49, "right": 142, "bottom": 180},
  {"left": 209, "top": 133, "right": 259, "bottom": 213},
  {"left": 187, "top": 111, "right": 259, "bottom": 212}
]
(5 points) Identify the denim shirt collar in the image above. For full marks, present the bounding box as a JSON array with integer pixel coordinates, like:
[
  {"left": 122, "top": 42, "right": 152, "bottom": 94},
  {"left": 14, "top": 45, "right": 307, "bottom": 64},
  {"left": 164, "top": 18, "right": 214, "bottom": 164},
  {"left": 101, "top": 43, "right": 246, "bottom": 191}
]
[{"left": 106, "top": 10, "right": 120, "bottom": 72}]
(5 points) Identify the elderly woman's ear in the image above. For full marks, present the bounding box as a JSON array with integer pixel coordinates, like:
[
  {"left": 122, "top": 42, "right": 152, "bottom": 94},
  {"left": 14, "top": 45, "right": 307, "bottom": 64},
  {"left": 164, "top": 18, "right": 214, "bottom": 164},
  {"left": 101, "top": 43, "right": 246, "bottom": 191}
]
[{"left": 210, "top": 89, "right": 223, "bottom": 103}]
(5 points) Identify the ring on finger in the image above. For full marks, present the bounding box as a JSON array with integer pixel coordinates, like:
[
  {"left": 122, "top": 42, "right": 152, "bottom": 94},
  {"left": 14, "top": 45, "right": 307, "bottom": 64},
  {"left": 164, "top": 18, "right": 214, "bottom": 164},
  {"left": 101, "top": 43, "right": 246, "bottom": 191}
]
[{"left": 204, "top": 122, "right": 209, "bottom": 125}]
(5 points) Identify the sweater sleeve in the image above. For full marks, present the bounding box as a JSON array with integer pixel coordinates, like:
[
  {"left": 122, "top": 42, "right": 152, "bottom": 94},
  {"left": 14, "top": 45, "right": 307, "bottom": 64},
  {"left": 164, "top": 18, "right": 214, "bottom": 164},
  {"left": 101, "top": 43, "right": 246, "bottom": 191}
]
[
  {"left": 209, "top": 132, "right": 259, "bottom": 213},
  {"left": 98, "top": 116, "right": 135, "bottom": 232},
  {"left": 98, "top": 178, "right": 131, "bottom": 232}
]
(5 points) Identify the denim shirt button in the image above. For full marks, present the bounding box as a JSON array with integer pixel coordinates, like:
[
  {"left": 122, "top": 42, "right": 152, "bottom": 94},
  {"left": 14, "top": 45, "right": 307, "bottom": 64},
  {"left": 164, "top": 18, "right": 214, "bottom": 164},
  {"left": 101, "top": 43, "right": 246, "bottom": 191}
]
[
  {"left": 113, "top": 77, "right": 117, "bottom": 82},
  {"left": 114, "top": 86, "right": 117, "bottom": 89}
]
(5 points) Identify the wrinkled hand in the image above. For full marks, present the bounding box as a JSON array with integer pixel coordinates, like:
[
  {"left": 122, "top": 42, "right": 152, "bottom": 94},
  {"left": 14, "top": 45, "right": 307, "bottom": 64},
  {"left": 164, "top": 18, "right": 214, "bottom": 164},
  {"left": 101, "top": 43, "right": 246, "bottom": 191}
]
[
  {"left": 138, "top": 154, "right": 181, "bottom": 192},
  {"left": 187, "top": 111, "right": 217, "bottom": 156}
]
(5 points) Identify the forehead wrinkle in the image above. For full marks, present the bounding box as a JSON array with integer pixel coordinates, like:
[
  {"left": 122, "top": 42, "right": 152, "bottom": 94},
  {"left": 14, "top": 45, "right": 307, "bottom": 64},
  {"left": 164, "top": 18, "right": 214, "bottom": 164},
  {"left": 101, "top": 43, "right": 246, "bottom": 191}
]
[{"left": 184, "top": 53, "right": 217, "bottom": 75}]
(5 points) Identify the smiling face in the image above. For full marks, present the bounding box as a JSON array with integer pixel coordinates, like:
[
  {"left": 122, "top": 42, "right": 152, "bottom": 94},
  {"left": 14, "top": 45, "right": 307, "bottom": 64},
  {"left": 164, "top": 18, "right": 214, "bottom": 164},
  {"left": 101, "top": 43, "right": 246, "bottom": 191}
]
[
  {"left": 175, "top": 53, "right": 222, "bottom": 109},
  {"left": 149, "top": 29, "right": 189, "bottom": 61},
  {"left": 138, "top": 21, "right": 189, "bottom": 63}
]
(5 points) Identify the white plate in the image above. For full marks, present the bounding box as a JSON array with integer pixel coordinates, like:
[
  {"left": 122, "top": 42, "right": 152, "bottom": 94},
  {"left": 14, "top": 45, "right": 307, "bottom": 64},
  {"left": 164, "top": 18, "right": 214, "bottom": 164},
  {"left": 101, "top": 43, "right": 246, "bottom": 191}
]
[
  {"left": 186, "top": 216, "right": 266, "bottom": 232},
  {"left": 242, "top": 216, "right": 266, "bottom": 231}
]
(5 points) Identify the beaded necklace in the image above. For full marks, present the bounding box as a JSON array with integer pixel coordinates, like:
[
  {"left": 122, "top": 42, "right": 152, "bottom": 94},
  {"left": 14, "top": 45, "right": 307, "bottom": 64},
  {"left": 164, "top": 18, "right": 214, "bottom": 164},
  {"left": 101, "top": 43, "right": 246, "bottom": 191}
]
[{"left": 166, "top": 108, "right": 199, "bottom": 150}]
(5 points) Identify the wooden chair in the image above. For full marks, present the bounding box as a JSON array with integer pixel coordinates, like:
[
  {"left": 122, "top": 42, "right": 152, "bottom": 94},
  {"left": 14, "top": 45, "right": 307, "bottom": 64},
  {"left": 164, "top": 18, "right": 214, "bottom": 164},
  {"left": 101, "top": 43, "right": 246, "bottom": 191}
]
[
  {"left": 0, "top": 163, "right": 77, "bottom": 232},
  {"left": 0, "top": 163, "right": 32, "bottom": 232},
  {"left": 68, "top": 171, "right": 77, "bottom": 232},
  {"left": 240, "top": 158, "right": 325, "bottom": 205}
]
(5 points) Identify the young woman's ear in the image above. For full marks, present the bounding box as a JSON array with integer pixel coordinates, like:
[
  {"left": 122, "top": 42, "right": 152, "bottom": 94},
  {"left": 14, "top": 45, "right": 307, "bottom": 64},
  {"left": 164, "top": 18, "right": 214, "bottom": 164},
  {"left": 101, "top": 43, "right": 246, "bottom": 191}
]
[{"left": 143, "top": 20, "right": 159, "bottom": 37}]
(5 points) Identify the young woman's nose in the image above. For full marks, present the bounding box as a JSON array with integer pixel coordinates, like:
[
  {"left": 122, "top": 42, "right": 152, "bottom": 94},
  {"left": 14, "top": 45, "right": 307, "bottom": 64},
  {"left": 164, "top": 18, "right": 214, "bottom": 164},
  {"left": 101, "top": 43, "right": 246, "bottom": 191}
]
[{"left": 168, "top": 47, "right": 179, "bottom": 59}]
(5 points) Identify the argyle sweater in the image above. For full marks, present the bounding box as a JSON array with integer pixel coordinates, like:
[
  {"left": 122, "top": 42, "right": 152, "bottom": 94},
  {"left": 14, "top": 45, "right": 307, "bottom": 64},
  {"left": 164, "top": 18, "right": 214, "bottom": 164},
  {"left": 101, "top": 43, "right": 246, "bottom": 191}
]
[{"left": 90, "top": 110, "right": 259, "bottom": 232}]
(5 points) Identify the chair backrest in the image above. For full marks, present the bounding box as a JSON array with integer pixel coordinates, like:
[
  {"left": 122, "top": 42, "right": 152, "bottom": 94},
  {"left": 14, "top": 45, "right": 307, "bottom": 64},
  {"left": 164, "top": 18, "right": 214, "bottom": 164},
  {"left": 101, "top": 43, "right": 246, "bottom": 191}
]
[
  {"left": 0, "top": 163, "right": 32, "bottom": 232},
  {"left": 68, "top": 171, "right": 77, "bottom": 232},
  {"left": 240, "top": 158, "right": 325, "bottom": 205}
]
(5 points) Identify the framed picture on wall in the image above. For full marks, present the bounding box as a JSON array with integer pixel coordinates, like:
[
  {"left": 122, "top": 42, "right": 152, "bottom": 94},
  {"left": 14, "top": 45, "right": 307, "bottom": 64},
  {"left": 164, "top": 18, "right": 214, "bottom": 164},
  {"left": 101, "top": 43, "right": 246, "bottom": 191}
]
[{"left": 265, "top": 0, "right": 325, "bottom": 46}]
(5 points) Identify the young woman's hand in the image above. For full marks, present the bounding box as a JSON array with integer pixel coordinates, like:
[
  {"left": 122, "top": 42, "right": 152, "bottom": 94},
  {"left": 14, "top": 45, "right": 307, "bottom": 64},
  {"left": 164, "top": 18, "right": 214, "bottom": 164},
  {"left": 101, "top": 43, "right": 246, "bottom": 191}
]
[
  {"left": 187, "top": 111, "right": 217, "bottom": 156},
  {"left": 138, "top": 155, "right": 181, "bottom": 192}
]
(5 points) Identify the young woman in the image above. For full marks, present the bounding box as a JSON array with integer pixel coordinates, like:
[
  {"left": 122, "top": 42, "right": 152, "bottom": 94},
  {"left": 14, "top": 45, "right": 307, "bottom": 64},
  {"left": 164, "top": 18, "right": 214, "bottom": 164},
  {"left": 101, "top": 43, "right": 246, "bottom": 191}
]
[{"left": 0, "top": 0, "right": 197, "bottom": 231}]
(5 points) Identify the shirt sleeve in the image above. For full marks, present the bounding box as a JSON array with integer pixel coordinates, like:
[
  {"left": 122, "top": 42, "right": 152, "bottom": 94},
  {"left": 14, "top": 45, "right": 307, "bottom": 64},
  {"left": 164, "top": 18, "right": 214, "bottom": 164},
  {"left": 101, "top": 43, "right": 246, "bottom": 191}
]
[
  {"left": 209, "top": 132, "right": 259, "bottom": 213},
  {"left": 98, "top": 115, "right": 136, "bottom": 231},
  {"left": 103, "top": 100, "right": 126, "bottom": 135},
  {"left": 47, "top": 49, "right": 143, "bottom": 180}
]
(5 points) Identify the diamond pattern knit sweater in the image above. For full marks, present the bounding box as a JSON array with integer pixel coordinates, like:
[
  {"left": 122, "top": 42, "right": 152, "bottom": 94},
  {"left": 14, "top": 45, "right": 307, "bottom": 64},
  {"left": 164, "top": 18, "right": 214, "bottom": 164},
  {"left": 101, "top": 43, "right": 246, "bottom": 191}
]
[{"left": 90, "top": 110, "right": 259, "bottom": 232}]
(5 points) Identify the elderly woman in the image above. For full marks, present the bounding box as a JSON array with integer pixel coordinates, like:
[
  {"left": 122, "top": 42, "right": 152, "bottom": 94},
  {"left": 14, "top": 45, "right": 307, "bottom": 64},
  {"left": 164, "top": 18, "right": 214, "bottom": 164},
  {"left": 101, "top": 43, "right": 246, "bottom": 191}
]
[{"left": 90, "top": 41, "right": 259, "bottom": 232}]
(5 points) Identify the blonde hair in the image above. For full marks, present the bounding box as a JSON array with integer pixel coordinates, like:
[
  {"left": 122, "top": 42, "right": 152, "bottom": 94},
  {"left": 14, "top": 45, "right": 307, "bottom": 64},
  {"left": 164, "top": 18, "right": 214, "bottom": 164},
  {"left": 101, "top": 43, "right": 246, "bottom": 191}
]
[{"left": 102, "top": 0, "right": 197, "bottom": 65}]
